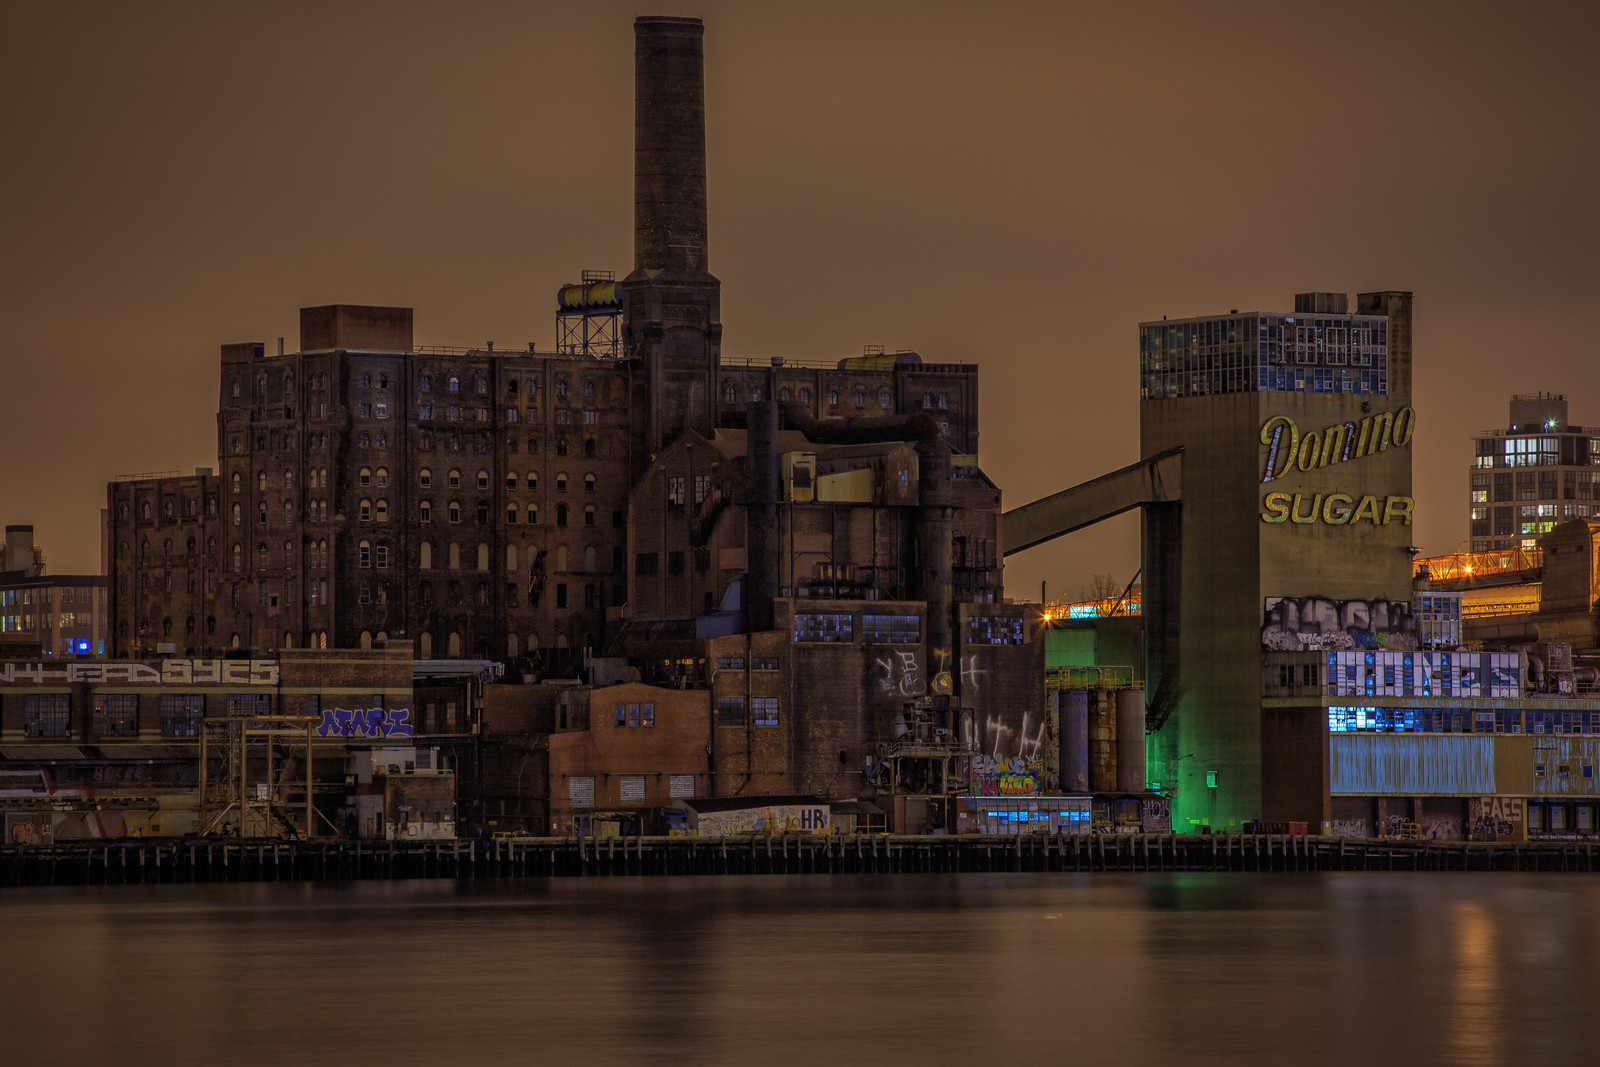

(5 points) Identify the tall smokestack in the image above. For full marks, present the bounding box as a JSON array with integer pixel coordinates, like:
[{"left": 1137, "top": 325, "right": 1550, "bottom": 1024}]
[{"left": 633, "top": 16, "right": 709, "bottom": 275}]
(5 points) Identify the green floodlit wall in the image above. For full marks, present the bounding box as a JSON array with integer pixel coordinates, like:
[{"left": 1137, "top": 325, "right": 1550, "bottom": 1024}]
[{"left": 1045, "top": 628, "right": 1096, "bottom": 668}]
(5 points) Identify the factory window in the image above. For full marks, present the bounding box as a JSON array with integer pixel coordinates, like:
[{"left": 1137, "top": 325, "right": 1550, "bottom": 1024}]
[
  {"left": 966, "top": 615, "right": 1025, "bottom": 645},
  {"left": 794, "top": 613, "right": 853, "bottom": 643},
  {"left": 93, "top": 694, "right": 140, "bottom": 738},
  {"left": 694, "top": 473, "right": 710, "bottom": 505},
  {"left": 717, "top": 656, "right": 746, "bottom": 671},
  {"left": 375, "top": 403, "right": 388, "bottom": 419},
  {"left": 667, "top": 476, "right": 686, "bottom": 507},
  {"left": 375, "top": 545, "right": 389, "bottom": 569},
  {"left": 24, "top": 694, "right": 71, "bottom": 738},
  {"left": 753, "top": 656, "right": 779, "bottom": 671},
  {"left": 863, "top": 614, "right": 921, "bottom": 644},
  {"left": 752, "top": 698, "right": 780, "bottom": 727},
  {"left": 716, "top": 697, "right": 747, "bottom": 728},
  {"left": 160, "top": 695, "right": 204, "bottom": 738}
]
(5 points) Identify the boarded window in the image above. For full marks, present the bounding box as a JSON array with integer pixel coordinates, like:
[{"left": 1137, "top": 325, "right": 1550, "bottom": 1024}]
[
  {"left": 620, "top": 775, "right": 646, "bottom": 804},
  {"left": 569, "top": 776, "right": 595, "bottom": 808},
  {"left": 669, "top": 774, "right": 696, "bottom": 799}
]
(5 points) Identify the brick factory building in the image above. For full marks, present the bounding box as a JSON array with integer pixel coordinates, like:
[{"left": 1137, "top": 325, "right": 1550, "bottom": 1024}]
[{"left": 94, "top": 15, "right": 1047, "bottom": 829}]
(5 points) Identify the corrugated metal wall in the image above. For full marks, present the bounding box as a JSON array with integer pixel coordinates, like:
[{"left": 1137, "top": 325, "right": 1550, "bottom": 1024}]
[{"left": 1331, "top": 734, "right": 1495, "bottom": 795}]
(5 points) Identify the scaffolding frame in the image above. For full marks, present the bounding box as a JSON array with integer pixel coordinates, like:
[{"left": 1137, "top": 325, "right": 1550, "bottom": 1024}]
[{"left": 198, "top": 715, "right": 334, "bottom": 838}]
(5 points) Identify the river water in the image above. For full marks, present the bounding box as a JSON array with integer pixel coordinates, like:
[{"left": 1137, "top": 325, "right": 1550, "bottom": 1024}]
[{"left": 3, "top": 872, "right": 1597, "bottom": 1065}]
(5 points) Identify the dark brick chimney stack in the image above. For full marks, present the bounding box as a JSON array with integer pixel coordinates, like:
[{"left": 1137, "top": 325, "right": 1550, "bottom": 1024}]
[{"left": 633, "top": 16, "right": 708, "bottom": 276}]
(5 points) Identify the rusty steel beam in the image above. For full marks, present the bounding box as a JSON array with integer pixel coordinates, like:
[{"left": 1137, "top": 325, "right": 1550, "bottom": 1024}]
[{"left": 1002, "top": 448, "right": 1183, "bottom": 556}]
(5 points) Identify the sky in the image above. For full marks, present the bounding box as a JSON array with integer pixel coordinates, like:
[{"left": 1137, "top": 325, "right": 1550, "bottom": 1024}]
[{"left": 2, "top": 0, "right": 1597, "bottom": 600}]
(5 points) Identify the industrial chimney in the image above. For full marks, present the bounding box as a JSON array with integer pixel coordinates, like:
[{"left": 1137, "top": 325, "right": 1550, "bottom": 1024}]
[{"left": 633, "top": 15, "right": 709, "bottom": 276}]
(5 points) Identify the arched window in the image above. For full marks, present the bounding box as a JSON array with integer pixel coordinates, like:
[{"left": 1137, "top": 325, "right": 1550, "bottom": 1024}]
[
  {"left": 507, "top": 379, "right": 519, "bottom": 397},
  {"left": 448, "top": 376, "right": 460, "bottom": 393},
  {"left": 186, "top": 536, "right": 196, "bottom": 554},
  {"left": 508, "top": 437, "right": 519, "bottom": 454},
  {"left": 583, "top": 505, "right": 595, "bottom": 527},
  {"left": 583, "top": 379, "right": 595, "bottom": 399},
  {"left": 584, "top": 438, "right": 597, "bottom": 457},
  {"left": 359, "top": 432, "right": 371, "bottom": 447},
  {"left": 583, "top": 473, "right": 596, "bottom": 492},
  {"left": 922, "top": 392, "right": 933, "bottom": 409},
  {"left": 780, "top": 386, "right": 792, "bottom": 402},
  {"left": 419, "top": 632, "right": 433, "bottom": 657},
  {"left": 257, "top": 471, "right": 267, "bottom": 492},
  {"left": 477, "top": 543, "right": 490, "bottom": 571},
  {"left": 375, "top": 432, "right": 387, "bottom": 448},
  {"left": 506, "top": 471, "right": 519, "bottom": 490},
  {"left": 828, "top": 389, "right": 840, "bottom": 406},
  {"left": 527, "top": 471, "right": 539, "bottom": 491},
  {"left": 555, "top": 378, "right": 568, "bottom": 398},
  {"left": 285, "top": 469, "right": 295, "bottom": 490},
  {"left": 419, "top": 374, "right": 432, "bottom": 392},
  {"left": 555, "top": 438, "right": 568, "bottom": 456},
  {"left": 475, "top": 376, "right": 488, "bottom": 394},
  {"left": 476, "top": 501, "right": 489, "bottom": 523},
  {"left": 420, "top": 542, "right": 433, "bottom": 569},
  {"left": 375, "top": 500, "right": 388, "bottom": 522},
  {"left": 448, "top": 632, "right": 462, "bottom": 657},
  {"left": 359, "top": 499, "right": 372, "bottom": 521},
  {"left": 419, "top": 468, "right": 432, "bottom": 489},
  {"left": 476, "top": 470, "right": 489, "bottom": 490},
  {"left": 283, "top": 500, "right": 293, "bottom": 520},
  {"left": 231, "top": 472, "right": 241, "bottom": 492},
  {"left": 448, "top": 542, "right": 461, "bottom": 569},
  {"left": 723, "top": 382, "right": 737, "bottom": 404},
  {"left": 358, "top": 540, "right": 371, "bottom": 567},
  {"left": 375, "top": 467, "right": 389, "bottom": 488},
  {"left": 507, "top": 504, "right": 519, "bottom": 524},
  {"left": 507, "top": 544, "right": 519, "bottom": 571},
  {"left": 420, "top": 582, "right": 433, "bottom": 604},
  {"left": 855, "top": 388, "right": 866, "bottom": 407},
  {"left": 799, "top": 387, "right": 811, "bottom": 404},
  {"left": 527, "top": 437, "right": 539, "bottom": 454},
  {"left": 419, "top": 500, "right": 432, "bottom": 522},
  {"left": 163, "top": 538, "right": 172, "bottom": 557},
  {"left": 359, "top": 371, "right": 372, "bottom": 389},
  {"left": 378, "top": 373, "right": 388, "bottom": 389},
  {"left": 258, "top": 501, "right": 268, "bottom": 523},
  {"left": 584, "top": 546, "right": 597, "bottom": 571},
  {"left": 880, "top": 389, "right": 892, "bottom": 408},
  {"left": 556, "top": 503, "right": 569, "bottom": 527},
  {"left": 448, "top": 501, "right": 461, "bottom": 523},
  {"left": 526, "top": 503, "right": 538, "bottom": 525},
  {"left": 556, "top": 472, "right": 568, "bottom": 492},
  {"left": 555, "top": 545, "right": 568, "bottom": 571},
  {"left": 448, "top": 469, "right": 461, "bottom": 489},
  {"left": 937, "top": 392, "right": 948, "bottom": 409}
]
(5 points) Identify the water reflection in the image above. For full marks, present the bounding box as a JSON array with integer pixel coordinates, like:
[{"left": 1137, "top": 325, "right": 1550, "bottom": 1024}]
[{"left": 2, "top": 873, "right": 1598, "bottom": 1066}]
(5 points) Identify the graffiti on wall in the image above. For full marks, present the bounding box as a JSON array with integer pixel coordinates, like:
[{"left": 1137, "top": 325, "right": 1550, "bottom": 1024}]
[
  {"left": 970, "top": 754, "right": 1041, "bottom": 797},
  {"left": 872, "top": 649, "right": 924, "bottom": 697},
  {"left": 1261, "top": 596, "right": 1418, "bottom": 652},
  {"left": 1327, "top": 819, "right": 1368, "bottom": 837},
  {"left": 0, "top": 659, "right": 279, "bottom": 686},
  {"left": 1141, "top": 796, "right": 1172, "bottom": 833},
  {"left": 316, "top": 707, "right": 414, "bottom": 739},
  {"left": 1420, "top": 813, "right": 1463, "bottom": 841},
  {"left": 1468, "top": 796, "right": 1524, "bottom": 842},
  {"left": 695, "top": 804, "right": 830, "bottom": 836}
]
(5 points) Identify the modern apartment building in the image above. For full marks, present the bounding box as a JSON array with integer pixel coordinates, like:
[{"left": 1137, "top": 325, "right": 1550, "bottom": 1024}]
[{"left": 1468, "top": 393, "right": 1599, "bottom": 552}]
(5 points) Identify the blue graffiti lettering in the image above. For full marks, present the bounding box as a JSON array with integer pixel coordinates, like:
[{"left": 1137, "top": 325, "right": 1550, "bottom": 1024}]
[{"left": 314, "top": 707, "right": 416, "bottom": 739}]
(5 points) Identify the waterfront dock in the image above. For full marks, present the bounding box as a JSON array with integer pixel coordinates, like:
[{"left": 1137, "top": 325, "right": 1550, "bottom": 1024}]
[{"left": 3, "top": 833, "right": 1600, "bottom": 886}]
